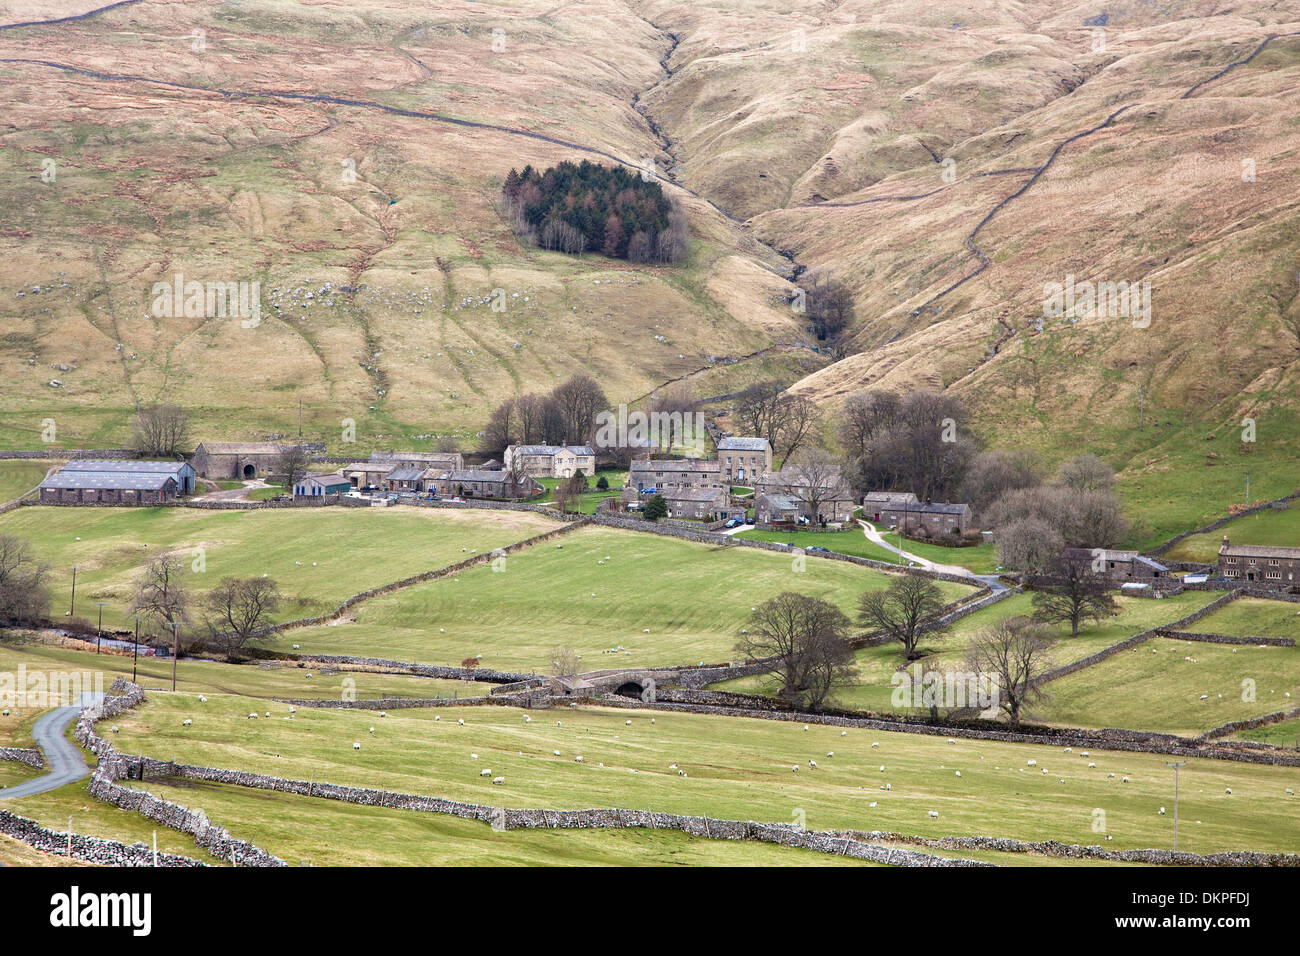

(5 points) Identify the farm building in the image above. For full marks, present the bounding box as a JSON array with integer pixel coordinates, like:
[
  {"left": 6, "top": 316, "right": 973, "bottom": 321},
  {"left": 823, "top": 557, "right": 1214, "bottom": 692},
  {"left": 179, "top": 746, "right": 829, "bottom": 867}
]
[
  {"left": 39, "top": 471, "right": 179, "bottom": 505},
  {"left": 370, "top": 450, "right": 464, "bottom": 471},
  {"left": 340, "top": 462, "right": 390, "bottom": 489},
  {"left": 661, "top": 486, "right": 731, "bottom": 520},
  {"left": 879, "top": 499, "right": 972, "bottom": 537},
  {"left": 715, "top": 436, "right": 772, "bottom": 483},
  {"left": 863, "top": 491, "right": 918, "bottom": 521},
  {"left": 754, "top": 467, "right": 855, "bottom": 523},
  {"left": 504, "top": 444, "right": 596, "bottom": 478},
  {"left": 384, "top": 468, "right": 428, "bottom": 492},
  {"left": 426, "top": 469, "right": 539, "bottom": 499},
  {"left": 628, "top": 457, "right": 725, "bottom": 493},
  {"left": 60, "top": 459, "right": 196, "bottom": 494},
  {"left": 1217, "top": 538, "right": 1300, "bottom": 585},
  {"left": 1061, "top": 547, "right": 1169, "bottom": 583},
  {"left": 293, "top": 472, "right": 351, "bottom": 497},
  {"left": 755, "top": 492, "right": 804, "bottom": 528},
  {"left": 192, "top": 441, "right": 296, "bottom": 479}
]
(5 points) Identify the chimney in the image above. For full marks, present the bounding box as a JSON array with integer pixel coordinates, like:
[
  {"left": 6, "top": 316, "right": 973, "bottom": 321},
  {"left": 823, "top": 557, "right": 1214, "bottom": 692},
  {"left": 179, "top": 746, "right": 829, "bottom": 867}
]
[{"left": 1221, "top": 535, "right": 1229, "bottom": 550}]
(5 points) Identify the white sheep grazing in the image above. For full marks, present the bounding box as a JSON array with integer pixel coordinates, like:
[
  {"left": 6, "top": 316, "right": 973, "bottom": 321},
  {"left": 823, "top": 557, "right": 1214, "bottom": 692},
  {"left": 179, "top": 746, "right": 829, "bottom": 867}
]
[
  {"left": 435, "top": 715, "right": 440, "bottom": 722},
  {"left": 575, "top": 755, "right": 584, "bottom": 763},
  {"left": 248, "top": 713, "right": 258, "bottom": 720},
  {"left": 353, "top": 742, "right": 361, "bottom": 750},
  {"left": 1225, "top": 788, "right": 1232, "bottom": 794},
  {"left": 1285, "top": 789, "right": 1294, "bottom": 795},
  {"left": 1041, "top": 768, "right": 1048, "bottom": 775},
  {"left": 524, "top": 716, "right": 531, "bottom": 723},
  {"left": 826, "top": 752, "right": 834, "bottom": 758},
  {"left": 182, "top": 719, "right": 192, "bottom": 727},
  {"left": 954, "top": 770, "right": 961, "bottom": 778},
  {"left": 809, "top": 760, "right": 817, "bottom": 768},
  {"left": 471, "top": 753, "right": 478, "bottom": 759},
  {"left": 869, "top": 801, "right": 878, "bottom": 808},
  {"left": 928, "top": 811, "right": 939, "bottom": 819},
  {"left": 879, "top": 765, "right": 885, "bottom": 772},
  {"left": 1026, "top": 759, "right": 1036, "bottom": 767},
  {"left": 458, "top": 718, "right": 465, "bottom": 726},
  {"left": 791, "top": 765, "right": 799, "bottom": 772},
  {"left": 111, "top": 725, "right": 119, "bottom": 733},
  {"left": 1159, "top": 807, "right": 1166, "bottom": 815},
  {"left": 625, "top": 720, "right": 632, "bottom": 725},
  {"left": 1122, "top": 776, "right": 1130, "bottom": 783},
  {"left": 1088, "top": 762, "right": 1097, "bottom": 768},
  {"left": 198, "top": 696, "right": 207, "bottom": 703},
  {"left": 492, "top": 776, "right": 504, "bottom": 785},
  {"left": 803, "top": 725, "right": 809, "bottom": 731},
  {"left": 871, "top": 742, "right": 879, "bottom": 748},
  {"left": 480, "top": 768, "right": 491, "bottom": 777},
  {"left": 265, "top": 711, "right": 271, "bottom": 718},
  {"left": 553, "top": 750, "right": 561, "bottom": 757},
  {"left": 379, "top": 711, "right": 386, "bottom": 718},
  {"left": 1108, "top": 773, "right": 1116, "bottom": 779},
  {"left": 369, "top": 727, "right": 375, "bottom": 734}
]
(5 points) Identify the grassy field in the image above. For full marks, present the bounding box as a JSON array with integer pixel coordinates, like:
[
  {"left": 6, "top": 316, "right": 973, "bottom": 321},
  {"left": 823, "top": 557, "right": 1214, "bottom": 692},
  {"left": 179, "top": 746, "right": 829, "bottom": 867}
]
[
  {"left": 1164, "top": 504, "right": 1300, "bottom": 563},
  {"left": 105, "top": 694, "right": 1300, "bottom": 856},
  {"left": 1036, "top": 638, "right": 1300, "bottom": 736},
  {"left": 1187, "top": 598, "right": 1300, "bottom": 640},
  {"left": 1232, "top": 718, "right": 1300, "bottom": 748},
  {"left": 266, "top": 525, "right": 974, "bottom": 671},
  {"left": 0, "top": 505, "right": 559, "bottom": 632},
  {"left": 537, "top": 471, "right": 626, "bottom": 515},
  {"left": 739, "top": 524, "right": 1000, "bottom": 575},
  {"left": 0, "top": 460, "right": 53, "bottom": 504},
  {"left": 0, "top": 640, "right": 487, "bottom": 745},
  {"left": 715, "top": 591, "right": 1221, "bottom": 721}
]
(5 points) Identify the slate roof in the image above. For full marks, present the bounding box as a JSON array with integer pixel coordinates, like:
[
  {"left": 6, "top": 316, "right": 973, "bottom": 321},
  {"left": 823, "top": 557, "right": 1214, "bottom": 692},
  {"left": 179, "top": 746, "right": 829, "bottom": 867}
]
[
  {"left": 717, "top": 437, "right": 770, "bottom": 451},
  {"left": 195, "top": 442, "right": 289, "bottom": 455},
  {"left": 385, "top": 468, "right": 426, "bottom": 481},
  {"left": 42, "top": 472, "right": 175, "bottom": 491},
  {"left": 513, "top": 444, "right": 596, "bottom": 456},
  {"left": 62, "top": 459, "right": 192, "bottom": 474}
]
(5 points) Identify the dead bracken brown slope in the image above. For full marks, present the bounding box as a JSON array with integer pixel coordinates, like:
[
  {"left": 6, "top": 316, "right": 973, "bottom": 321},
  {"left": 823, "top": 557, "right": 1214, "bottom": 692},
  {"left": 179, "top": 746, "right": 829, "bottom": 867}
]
[{"left": 0, "top": 0, "right": 1298, "bottom": 537}]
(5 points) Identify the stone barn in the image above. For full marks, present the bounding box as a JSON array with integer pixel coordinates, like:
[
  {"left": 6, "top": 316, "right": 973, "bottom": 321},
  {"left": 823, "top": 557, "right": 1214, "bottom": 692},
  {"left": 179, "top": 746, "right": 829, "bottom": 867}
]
[
  {"left": 60, "top": 459, "right": 195, "bottom": 495},
  {"left": 40, "top": 471, "right": 178, "bottom": 504},
  {"left": 192, "top": 442, "right": 295, "bottom": 480}
]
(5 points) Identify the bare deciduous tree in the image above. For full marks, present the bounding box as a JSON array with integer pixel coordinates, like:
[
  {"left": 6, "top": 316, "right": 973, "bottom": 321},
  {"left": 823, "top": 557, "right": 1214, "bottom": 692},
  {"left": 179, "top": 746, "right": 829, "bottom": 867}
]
[
  {"left": 551, "top": 374, "right": 607, "bottom": 445},
  {"left": 130, "top": 403, "right": 189, "bottom": 458},
  {"left": 1056, "top": 453, "right": 1115, "bottom": 493},
  {"left": 734, "top": 592, "right": 854, "bottom": 711},
  {"left": 548, "top": 644, "right": 581, "bottom": 680},
  {"left": 1031, "top": 554, "right": 1119, "bottom": 637},
  {"left": 203, "top": 576, "right": 283, "bottom": 658},
  {"left": 995, "top": 517, "right": 1064, "bottom": 579},
  {"left": 0, "top": 535, "right": 50, "bottom": 625},
  {"left": 128, "top": 553, "right": 190, "bottom": 646},
  {"left": 965, "top": 615, "right": 1053, "bottom": 728},
  {"left": 778, "top": 447, "right": 846, "bottom": 524},
  {"left": 276, "top": 445, "right": 312, "bottom": 491},
  {"left": 857, "top": 575, "right": 950, "bottom": 660}
]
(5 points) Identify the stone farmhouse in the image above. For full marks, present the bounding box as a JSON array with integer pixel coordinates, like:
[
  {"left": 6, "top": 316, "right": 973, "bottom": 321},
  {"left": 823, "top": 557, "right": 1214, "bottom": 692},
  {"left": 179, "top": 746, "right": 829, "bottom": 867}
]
[
  {"left": 715, "top": 437, "right": 772, "bottom": 484},
  {"left": 1218, "top": 537, "right": 1300, "bottom": 585},
  {"left": 1061, "top": 547, "right": 1169, "bottom": 583},
  {"left": 383, "top": 468, "right": 428, "bottom": 492},
  {"left": 293, "top": 472, "right": 351, "bottom": 497},
  {"left": 427, "top": 469, "right": 540, "bottom": 499},
  {"left": 370, "top": 450, "right": 464, "bottom": 471},
  {"left": 504, "top": 444, "right": 596, "bottom": 478},
  {"left": 754, "top": 467, "right": 855, "bottom": 523},
  {"left": 628, "top": 457, "right": 726, "bottom": 493},
  {"left": 862, "top": 491, "right": 918, "bottom": 522},
  {"left": 192, "top": 441, "right": 296, "bottom": 479},
  {"left": 879, "top": 499, "right": 972, "bottom": 537},
  {"left": 660, "top": 486, "right": 732, "bottom": 520},
  {"left": 754, "top": 492, "right": 803, "bottom": 527}
]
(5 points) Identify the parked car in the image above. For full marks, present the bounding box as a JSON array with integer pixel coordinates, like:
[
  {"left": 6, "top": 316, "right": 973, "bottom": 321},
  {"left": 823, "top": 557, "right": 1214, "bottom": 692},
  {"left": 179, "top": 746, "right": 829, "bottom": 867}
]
[
  {"left": 806, "top": 545, "right": 830, "bottom": 554},
  {"left": 724, "top": 517, "right": 743, "bottom": 528}
]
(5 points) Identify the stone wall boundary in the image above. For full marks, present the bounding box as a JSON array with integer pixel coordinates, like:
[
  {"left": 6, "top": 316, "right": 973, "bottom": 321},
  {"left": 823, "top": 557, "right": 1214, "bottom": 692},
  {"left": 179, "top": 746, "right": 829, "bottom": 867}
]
[
  {"left": 0, "top": 808, "right": 205, "bottom": 866},
  {"left": 0, "top": 747, "right": 44, "bottom": 769}
]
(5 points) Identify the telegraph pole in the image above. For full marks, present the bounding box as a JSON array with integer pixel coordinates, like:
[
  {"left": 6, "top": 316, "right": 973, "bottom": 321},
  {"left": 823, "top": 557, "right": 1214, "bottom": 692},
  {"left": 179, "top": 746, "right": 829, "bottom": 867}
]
[
  {"left": 94, "top": 602, "right": 107, "bottom": 654},
  {"left": 69, "top": 566, "right": 77, "bottom": 616},
  {"left": 169, "top": 621, "right": 184, "bottom": 691}
]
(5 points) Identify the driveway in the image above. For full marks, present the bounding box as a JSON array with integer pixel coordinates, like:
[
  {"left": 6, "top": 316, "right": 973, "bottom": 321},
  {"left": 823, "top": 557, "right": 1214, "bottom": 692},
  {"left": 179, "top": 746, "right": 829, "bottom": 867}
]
[
  {"left": 0, "top": 692, "right": 103, "bottom": 799},
  {"left": 857, "top": 520, "right": 1008, "bottom": 591}
]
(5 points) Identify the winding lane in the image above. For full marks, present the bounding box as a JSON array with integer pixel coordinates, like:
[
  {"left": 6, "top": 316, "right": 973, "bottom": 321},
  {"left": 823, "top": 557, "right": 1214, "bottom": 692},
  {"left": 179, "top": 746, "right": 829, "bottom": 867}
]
[{"left": 0, "top": 692, "right": 103, "bottom": 799}]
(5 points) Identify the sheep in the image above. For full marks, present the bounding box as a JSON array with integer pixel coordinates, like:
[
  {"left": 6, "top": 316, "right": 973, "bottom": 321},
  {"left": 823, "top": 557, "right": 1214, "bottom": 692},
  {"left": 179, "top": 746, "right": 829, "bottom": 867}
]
[
  {"left": 471, "top": 753, "right": 478, "bottom": 759},
  {"left": 791, "top": 765, "right": 799, "bottom": 772},
  {"left": 492, "top": 776, "right": 504, "bottom": 785},
  {"left": 369, "top": 727, "right": 375, "bottom": 734},
  {"left": 378, "top": 711, "right": 385, "bottom": 718},
  {"left": 803, "top": 725, "right": 809, "bottom": 731},
  {"left": 353, "top": 742, "right": 361, "bottom": 750},
  {"left": 879, "top": 765, "right": 885, "bottom": 772},
  {"left": 524, "top": 716, "right": 532, "bottom": 723},
  {"left": 954, "top": 770, "right": 961, "bottom": 778},
  {"left": 842, "top": 731, "right": 847, "bottom": 737},
  {"left": 1122, "top": 776, "right": 1130, "bottom": 783},
  {"left": 111, "top": 725, "right": 119, "bottom": 733},
  {"left": 182, "top": 719, "right": 192, "bottom": 727},
  {"left": 292, "top": 644, "right": 300, "bottom": 650},
  {"left": 265, "top": 711, "right": 271, "bottom": 718},
  {"left": 575, "top": 756, "right": 584, "bottom": 763},
  {"left": 826, "top": 752, "right": 834, "bottom": 758},
  {"left": 479, "top": 768, "right": 492, "bottom": 777},
  {"left": 458, "top": 718, "right": 465, "bottom": 726},
  {"left": 248, "top": 713, "right": 258, "bottom": 720},
  {"left": 1159, "top": 807, "right": 1166, "bottom": 815},
  {"left": 1108, "top": 773, "right": 1116, "bottom": 778},
  {"left": 434, "top": 715, "right": 440, "bottom": 722},
  {"left": 553, "top": 750, "right": 561, "bottom": 756},
  {"left": 669, "top": 764, "right": 677, "bottom": 770},
  {"left": 928, "top": 811, "right": 939, "bottom": 819},
  {"left": 871, "top": 742, "right": 879, "bottom": 748},
  {"left": 869, "top": 801, "right": 878, "bottom": 808},
  {"left": 1225, "top": 788, "right": 1232, "bottom": 794},
  {"left": 1026, "top": 759, "right": 1036, "bottom": 767},
  {"left": 1088, "top": 762, "right": 1096, "bottom": 768},
  {"left": 197, "top": 696, "right": 207, "bottom": 703},
  {"left": 1286, "top": 789, "right": 1294, "bottom": 795},
  {"left": 809, "top": 759, "right": 817, "bottom": 768},
  {"left": 625, "top": 720, "right": 632, "bottom": 726}
]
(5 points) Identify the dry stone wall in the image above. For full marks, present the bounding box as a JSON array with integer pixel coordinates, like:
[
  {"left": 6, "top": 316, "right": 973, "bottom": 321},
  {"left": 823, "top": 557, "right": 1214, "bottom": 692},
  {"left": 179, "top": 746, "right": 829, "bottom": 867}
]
[
  {"left": 0, "top": 747, "right": 43, "bottom": 769},
  {"left": 0, "top": 809, "right": 204, "bottom": 866}
]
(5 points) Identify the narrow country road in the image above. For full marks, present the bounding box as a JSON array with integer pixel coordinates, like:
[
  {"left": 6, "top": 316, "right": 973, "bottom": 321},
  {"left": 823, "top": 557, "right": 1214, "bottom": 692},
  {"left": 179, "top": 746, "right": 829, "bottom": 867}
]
[
  {"left": 857, "top": 519, "right": 1007, "bottom": 591},
  {"left": 0, "top": 692, "right": 103, "bottom": 799}
]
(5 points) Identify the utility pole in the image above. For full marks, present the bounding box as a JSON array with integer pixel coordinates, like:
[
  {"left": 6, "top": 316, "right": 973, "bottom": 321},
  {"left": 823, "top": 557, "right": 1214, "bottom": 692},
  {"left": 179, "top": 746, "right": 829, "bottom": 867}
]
[
  {"left": 94, "top": 602, "right": 107, "bottom": 654},
  {"left": 1167, "top": 761, "right": 1185, "bottom": 851},
  {"left": 169, "top": 621, "right": 184, "bottom": 691},
  {"left": 1245, "top": 474, "right": 1251, "bottom": 506},
  {"left": 69, "top": 566, "right": 77, "bottom": 616},
  {"left": 131, "top": 616, "right": 140, "bottom": 684}
]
